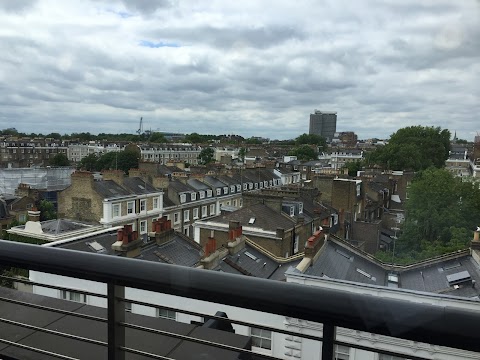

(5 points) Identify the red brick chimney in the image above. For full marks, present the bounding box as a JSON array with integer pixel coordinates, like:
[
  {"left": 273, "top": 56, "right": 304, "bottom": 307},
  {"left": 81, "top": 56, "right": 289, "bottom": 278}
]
[
  {"left": 304, "top": 228, "right": 326, "bottom": 262},
  {"left": 228, "top": 221, "right": 242, "bottom": 240},
  {"left": 111, "top": 225, "right": 142, "bottom": 257}
]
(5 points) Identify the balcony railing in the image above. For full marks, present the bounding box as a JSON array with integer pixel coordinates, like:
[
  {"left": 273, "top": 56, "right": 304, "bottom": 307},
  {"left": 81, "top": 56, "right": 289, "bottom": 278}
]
[{"left": 0, "top": 239, "right": 479, "bottom": 360}]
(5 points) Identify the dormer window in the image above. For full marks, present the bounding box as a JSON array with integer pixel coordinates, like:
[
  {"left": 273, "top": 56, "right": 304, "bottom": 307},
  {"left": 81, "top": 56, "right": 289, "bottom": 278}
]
[
  {"left": 299, "top": 203, "right": 303, "bottom": 214},
  {"left": 199, "top": 191, "right": 205, "bottom": 199},
  {"left": 223, "top": 187, "right": 228, "bottom": 194},
  {"left": 230, "top": 185, "right": 235, "bottom": 193},
  {"left": 207, "top": 190, "right": 213, "bottom": 197},
  {"left": 191, "top": 192, "right": 197, "bottom": 201},
  {"left": 180, "top": 194, "right": 186, "bottom": 203},
  {"left": 236, "top": 185, "right": 241, "bottom": 191},
  {"left": 216, "top": 188, "right": 222, "bottom": 196}
]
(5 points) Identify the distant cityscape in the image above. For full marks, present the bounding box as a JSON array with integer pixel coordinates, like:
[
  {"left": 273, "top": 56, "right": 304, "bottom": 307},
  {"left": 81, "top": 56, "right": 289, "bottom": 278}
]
[{"left": 0, "top": 110, "right": 480, "bottom": 360}]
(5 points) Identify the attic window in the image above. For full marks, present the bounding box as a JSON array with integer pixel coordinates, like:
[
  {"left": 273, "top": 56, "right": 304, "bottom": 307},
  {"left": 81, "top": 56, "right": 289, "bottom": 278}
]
[{"left": 248, "top": 217, "right": 256, "bottom": 224}]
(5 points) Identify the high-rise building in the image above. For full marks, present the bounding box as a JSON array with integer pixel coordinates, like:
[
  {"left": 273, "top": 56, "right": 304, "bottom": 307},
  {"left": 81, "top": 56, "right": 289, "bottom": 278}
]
[{"left": 309, "top": 110, "right": 337, "bottom": 142}]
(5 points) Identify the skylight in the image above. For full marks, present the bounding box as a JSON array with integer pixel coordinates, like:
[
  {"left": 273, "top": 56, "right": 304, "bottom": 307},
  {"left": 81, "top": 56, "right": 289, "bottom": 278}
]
[{"left": 248, "top": 218, "right": 255, "bottom": 224}]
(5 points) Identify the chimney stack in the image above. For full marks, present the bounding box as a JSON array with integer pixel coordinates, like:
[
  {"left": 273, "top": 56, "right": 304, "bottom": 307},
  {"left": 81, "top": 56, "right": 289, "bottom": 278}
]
[
  {"left": 102, "top": 169, "right": 125, "bottom": 186},
  {"left": 472, "top": 227, "right": 480, "bottom": 251},
  {"left": 111, "top": 225, "right": 142, "bottom": 257},
  {"left": 27, "top": 208, "right": 41, "bottom": 222}
]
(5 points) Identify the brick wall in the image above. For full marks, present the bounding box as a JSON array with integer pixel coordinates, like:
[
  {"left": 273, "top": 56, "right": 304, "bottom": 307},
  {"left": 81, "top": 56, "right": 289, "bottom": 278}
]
[{"left": 57, "top": 172, "right": 103, "bottom": 222}]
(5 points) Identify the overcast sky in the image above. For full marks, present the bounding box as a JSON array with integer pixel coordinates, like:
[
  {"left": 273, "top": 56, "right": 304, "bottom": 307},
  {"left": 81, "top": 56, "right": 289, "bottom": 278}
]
[{"left": 0, "top": 0, "right": 478, "bottom": 140}]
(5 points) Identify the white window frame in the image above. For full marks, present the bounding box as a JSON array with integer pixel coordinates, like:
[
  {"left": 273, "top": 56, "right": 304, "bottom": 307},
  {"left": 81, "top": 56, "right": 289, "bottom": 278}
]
[
  {"left": 202, "top": 205, "right": 207, "bottom": 218},
  {"left": 210, "top": 204, "right": 215, "bottom": 215},
  {"left": 127, "top": 201, "right": 134, "bottom": 215},
  {"left": 199, "top": 191, "right": 205, "bottom": 199},
  {"left": 180, "top": 194, "right": 186, "bottom": 203},
  {"left": 191, "top": 192, "right": 197, "bottom": 201},
  {"left": 153, "top": 197, "right": 159, "bottom": 209},
  {"left": 223, "top": 186, "right": 228, "bottom": 194},
  {"left": 207, "top": 190, "right": 213, "bottom": 197},
  {"left": 335, "top": 345, "right": 350, "bottom": 360},
  {"left": 230, "top": 185, "right": 235, "bottom": 193},
  {"left": 60, "top": 290, "right": 86, "bottom": 303},
  {"left": 174, "top": 212, "right": 180, "bottom": 224},
  {"left": 139, "top": 220, "right": 147, "bottom": 234},
  {"left": 140, "top": 199, "right": 146, "bottom": 212},
  {"left": 216, "top": 188, "right": 222, "bottom": 196},
  {"left": 250, "top": 327, "right": 272, "bottom": 352},
  {"left": 184, "top": 209, "right": 190, "bottom": 222},
  {"left": 233, "top": 199, "right": 237, "bottom": 207},
  {"left": 157, "top": 308, "right": 176, "bottom": 320},
  {"left": 193, "top": 208, "right": 199, "bottom": 219},
  {"left": 112, "top": 203, "right": 120, "bottom": 218}
]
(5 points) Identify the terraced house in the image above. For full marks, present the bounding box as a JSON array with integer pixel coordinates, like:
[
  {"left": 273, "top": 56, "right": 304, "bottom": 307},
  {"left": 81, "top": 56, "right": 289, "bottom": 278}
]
[{"left": 57, "top": 170, "right": 163, "bottom": 236}]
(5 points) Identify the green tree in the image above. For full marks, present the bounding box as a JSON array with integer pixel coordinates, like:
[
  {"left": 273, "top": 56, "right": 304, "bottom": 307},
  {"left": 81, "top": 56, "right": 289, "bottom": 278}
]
[
  {"left": 185, "top": 132, "right": 204, "bottom": 144},
  {"left": 238, "top": 147, "right": 247, "bottom": 162},
  {"left": 368, "top": 126, "right": 451, "bottom": 171},
  {"left": 245, "top": 137, "right": 262, "bottom": 145},
  {"left": 344, "top": 160, "right": 364, "bottom": 177},
  {"left": 392, "top": 168, "right": 480, "bottom": 260},
  {"left": 198, "top": 147, "right": 215, "bottom": 165},
  {"left": 288, "top": 145, "right": 317, "bottom": 161},
  {"left": 78, "top": 153, "right": 99, "bottom": 171},
  {"left": 38, "top": 200, "right": 56, "bottom": 221},
  {"left": 117, "top": 150, "right": 140, "bottom": 174},
  {"left": 49, "top": 153, "right": 70, "bottom": 166},
  {"left": 295, "top": 133, "right": 327, "bottom": 151},
  {"left": 149, "top": 132, "right": 167, "bottom": 143}
]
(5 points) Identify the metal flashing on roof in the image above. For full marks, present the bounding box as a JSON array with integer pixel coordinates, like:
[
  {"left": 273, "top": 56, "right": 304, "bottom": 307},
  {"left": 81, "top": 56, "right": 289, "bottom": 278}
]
[
  {"left": 447, "top": 270, "right": 471, "bottom": 285},
  {"left": 244, "top": 251, "right": 257, "bottom": 261},
  {"left": 87, "top": 241, "right": 106, "bottom": 253}
]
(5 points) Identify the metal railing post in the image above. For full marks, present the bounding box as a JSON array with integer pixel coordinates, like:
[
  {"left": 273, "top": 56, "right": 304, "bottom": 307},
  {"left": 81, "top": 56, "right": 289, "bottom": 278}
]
[
  {"left": 322, "top": 323, "right": 335, "bottom": 360},
  {"left": 107, "top": 282, "right": 125, "bottom": 360}
]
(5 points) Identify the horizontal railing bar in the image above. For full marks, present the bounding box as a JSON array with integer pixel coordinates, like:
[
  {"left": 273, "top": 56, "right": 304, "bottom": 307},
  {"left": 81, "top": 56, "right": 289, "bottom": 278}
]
[
  {"left": 0, "top": 295, "right": 107, "bottom": 323},
  {"left": 121, "top": 322, "right": 279, "bottom": 360},
  {"left": 0, "top": 275, "right": 108, "bottom": 299},
  {"left": 1, "top": 240, "right": 479, "bottom": 353},
  {"left": 0, "top": 337, "right": 79, "bottom": 360},
  {"left": 120, "top": 346, "right": 174, "bottom": 360},
  {"left": 334, "top": 339, "right": 432, "bottom": 360},
  {"left": 119, "top": 297, "right": 325, "bottom": 343},
  {"left": 0, "top": 317, "right": 107, "bottom": 347}
]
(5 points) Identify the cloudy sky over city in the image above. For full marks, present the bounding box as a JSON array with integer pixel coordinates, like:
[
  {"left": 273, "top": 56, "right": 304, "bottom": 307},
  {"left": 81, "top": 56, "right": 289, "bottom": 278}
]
[{"left": 0, "top": 0, "right": 479, "bottom": 140}]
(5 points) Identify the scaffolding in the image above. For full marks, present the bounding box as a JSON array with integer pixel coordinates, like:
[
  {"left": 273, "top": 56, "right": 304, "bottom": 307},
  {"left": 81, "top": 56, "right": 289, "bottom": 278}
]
[{"left": 0, "top": 167, "right": 74, "bottom": 195}]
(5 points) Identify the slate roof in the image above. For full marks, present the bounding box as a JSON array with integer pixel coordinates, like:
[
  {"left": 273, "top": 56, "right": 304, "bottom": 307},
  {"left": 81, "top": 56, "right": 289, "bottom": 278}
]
[
  {"left": 122, "top": 177, "right": 158, "bottom": 194},
  {"left": 0, "top": 287, "right": 251, "bottom": 360},
  {"left": 204, "top": 176, "right": 228, "bottom": 189},
  {"left": 56, "top": 231, "right": 203, "bottom": 267},
  {"left": 210, "top": 203, "right": 296, "bottom": 232},
  {"left": 168, "top": 180, "right": 195, "bottom": 194},
  {"left": 400, "top": 256, "right": 480, "bottom": 298},
  {"left": 304, "top": 240, "right": 387, "bottom": 286},
  {"left": 93, "top": 180, "right": 131, "bottom": 199},
  {"left": 187, "top": 178, "right": 211, "bottom": 191},
  {"left": 141, "top": 236, "right": 203, "bottom": 267}
]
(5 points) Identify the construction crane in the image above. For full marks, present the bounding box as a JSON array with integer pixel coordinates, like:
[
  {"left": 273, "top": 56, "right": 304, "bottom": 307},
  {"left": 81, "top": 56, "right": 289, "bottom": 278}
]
[{"left": 136, "top": 117, "right": 143, "bottom": 135}]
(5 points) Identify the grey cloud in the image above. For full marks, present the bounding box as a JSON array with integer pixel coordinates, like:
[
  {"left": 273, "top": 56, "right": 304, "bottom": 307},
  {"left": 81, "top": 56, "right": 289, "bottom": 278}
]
[
  {"left": 147, "top": 25, "right": 305, "bottom": 49},
  {"left": 0, "top": 0, "right": 37, "bottom": 13},
  {"left": 121, "top": 0, "right": 174, "bottom": 14}
]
